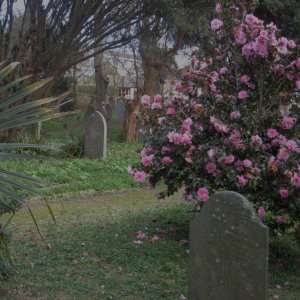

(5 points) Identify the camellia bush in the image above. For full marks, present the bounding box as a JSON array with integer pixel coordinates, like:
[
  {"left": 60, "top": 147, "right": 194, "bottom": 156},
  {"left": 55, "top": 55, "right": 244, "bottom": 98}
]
[{"left": 130, "top": 1, "right": 300, "bottom": 234}]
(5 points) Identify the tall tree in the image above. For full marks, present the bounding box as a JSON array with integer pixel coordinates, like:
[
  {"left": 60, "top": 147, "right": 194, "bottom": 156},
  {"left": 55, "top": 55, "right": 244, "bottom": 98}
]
[
  {"left": 0, "top": 0, "right": 147, "bottom": 84},
  {"left": 123, "top": 0, "right": 214, "bottom": 141},
  {"left": 0, "top": 0, "right": 151, "bottom": 139}
]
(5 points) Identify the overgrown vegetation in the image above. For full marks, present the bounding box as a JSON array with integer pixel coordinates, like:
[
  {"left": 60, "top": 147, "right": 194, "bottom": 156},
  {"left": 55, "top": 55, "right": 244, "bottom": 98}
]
[{"left": 1, "top": 143, "right": 141, "bottom": 197}]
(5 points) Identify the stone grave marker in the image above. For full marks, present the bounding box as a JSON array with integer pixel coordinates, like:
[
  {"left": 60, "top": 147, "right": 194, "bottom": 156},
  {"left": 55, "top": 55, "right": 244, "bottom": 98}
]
[
  {"left": 189, "top": 191, "right": 269, "bottom": 300},
  {"left": 116, "top": 99, "right": 125, "bottom": 128},
  {"left": 84, "top": 110, "right": 107, "bottom": 158}
]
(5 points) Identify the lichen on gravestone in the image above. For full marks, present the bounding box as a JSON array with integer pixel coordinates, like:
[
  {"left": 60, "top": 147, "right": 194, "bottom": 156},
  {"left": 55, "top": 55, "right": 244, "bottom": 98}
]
[{"left": 189, "top": 191, "right": 269, "bottom": 300}]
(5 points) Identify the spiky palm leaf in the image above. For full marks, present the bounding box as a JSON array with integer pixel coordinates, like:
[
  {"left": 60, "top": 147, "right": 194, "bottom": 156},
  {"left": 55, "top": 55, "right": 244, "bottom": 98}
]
[{"left": 0, "top": 62, "right": 69, "bottom": 280}]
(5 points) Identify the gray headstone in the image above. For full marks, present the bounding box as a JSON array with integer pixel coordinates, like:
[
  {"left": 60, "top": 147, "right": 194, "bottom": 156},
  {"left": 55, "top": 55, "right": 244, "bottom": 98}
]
[
  {"left": 189, "top": 191, "right": 269, "bottom": 300},
  {"left": 116, "top": 99, "right": 125, "bottom": 128},
  {"left": 84, "top": 110, "right": 107, "bottom": 158}
]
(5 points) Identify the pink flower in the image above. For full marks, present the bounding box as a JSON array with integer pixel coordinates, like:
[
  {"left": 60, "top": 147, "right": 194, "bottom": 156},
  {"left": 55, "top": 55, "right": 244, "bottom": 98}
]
[
  {"left": 237, "top": 175, "right": 247, "bottom": 186},
  {"left": 197, "top": 187, "right": 209, "bottom": 202},
  {"left": 136, "top": 231, "right": 146, "bottom": 239},
  {"left": 243, "top": 159, "right": 252, "bottom": 168},
  {"left": 276, "top": 216, "right": 287, "bottom": 223},
  {"left": 167, "top": 107, "right": 176, "bottom": 115},
  {"left": 277, "top": 37, "right": 289, "bottom": 55},
  {"left": 242, "top": 43, "right": 253, "bottom": 56},
  {"left": 251, "top": 135, "right": 263, "bottom": 145},
  {"left": 162, "top": 146, "right": 171, "bottom": 153},
  {"left": 245, "top": 14, "right": 259, "bottom": 26},
  {"left": 167, "top": 131, "right": 182, "bottom": 144},
  {"left": 141, "top": 154, "right": 155, "bottom": 166},
  {"left": 207, "top": 148, "right": 216, "bottom": 160},
  {"left": 267, "top": 128, "right": 279, "bottom": 139},
  {"left": 285, "top": 140, "right": 297, "bottom": 151},
  {"left": 216, "top": 3, "right": 222, "bottom": 14},
  {"left": 151, "top": 102, "right": 162, "bottom": 110},
  {"left": 210, "top": 71, "right": 219, "bottom": 82},
  {"left": 279, "top": 188, "right": 289, "bottom": 198},
  {"left": 288, "top": 40, "right": 296, "bottom": 49},
  {"left": 211, "top": 19, "right": 223, "bottom": 31},
  {"left": 281, "top": 117, "right": 296, "bottom": 129},
  {"left": 181, "top": 133, "right": 193, "bottom": 145},
  {"left": 240, "top": 75, "right": 250, "bottom": 84},
  {"left": 134, "top": 171, "right": 148, "bottom": 183},
  {"left": 219, "top": 67, "right": 228, "bottom": 74},
  {"left": 277, "top": 150, "right": 289, "bottom": 161},
  {"left": 205, "top": 162, "right": 217, "bottom": 174},
  {"left": 158, "top": 117, "right": 165, "bottom": 125},
  {"left": 238, "top": 90, "right": 248, "bottom": 100},
  {"left": 296, "top": 80, "right": 300, "bottom": 90},
  {"left": 191, "top": 46, "right": 199, "bottom": 53},
  {"left": 291, "top": 175, "right": 300, "bottom": 187},
  {"left": 127, "top": 167, "right": 135, "bottom": 175},
  {"left": 162, "top": 156, "right": 173, "bottom": 165},
  {"left": 258, "top": 207, "right": 265, "bottom": 218},
  {"left": 141, "top": 95, "right": 151, "bottom": 106},
  {"left": 234, "top": 28, "right": 246, "bottom": 45},
  {"left": 154, "top": 94, "right": 162, "bottom": 102},
  {"left": 235, "top": 160, "right": 244, "bottom": 172},
  {"left": 140, "top": 147, "right": 147, "bottom": 157},
  {"left": 224, "top": 155, "right": 235, "bottom": 164},
  {"left": 184, "top": 194, "right": 194, "bottom": 201},
  {"left": 182, "top": 118, "right": 193, "bottom": 132},
  {"left": 253, "top": 38, "right": 268, "bottom": 57},
  {"left": 210, "top": 83, "right": 217, "bottom": 92},
  {"left": 178, "top": 239, "right": 189, "bottom": 246},
  {"left": 230, "top": 111, "right": 241, "bottom": 119},
  {"left": 133, "top": 240, "right": 143, "bottom": 244},
  {"left": 150, "top": 235, "right": 160, "bottom": 242}
]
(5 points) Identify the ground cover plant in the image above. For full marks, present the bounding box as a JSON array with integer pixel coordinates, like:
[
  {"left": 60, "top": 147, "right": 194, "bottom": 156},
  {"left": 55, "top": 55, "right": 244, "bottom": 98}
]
[
  {"left": 0, "top": 142, "right": 141, "bottom": 197},
  {"left": 131, "top": 1, "right": 300, "bottom": 235}
]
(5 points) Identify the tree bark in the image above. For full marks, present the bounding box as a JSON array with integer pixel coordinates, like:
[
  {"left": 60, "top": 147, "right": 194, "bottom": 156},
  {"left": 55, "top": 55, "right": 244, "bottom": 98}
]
[
  {"left": 123, "top": 100, "right": 140, "bottom": 142},
  {"left": 122, "top": 28, "right": 162, "bottom": 142}
]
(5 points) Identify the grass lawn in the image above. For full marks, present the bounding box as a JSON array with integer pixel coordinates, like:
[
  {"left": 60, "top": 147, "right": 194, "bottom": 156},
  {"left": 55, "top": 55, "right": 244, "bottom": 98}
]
[
  {"left": 0, "top": 189, "right": 299, "bottom": 300},
  {"left": 0, "top": 142, "right": 142, "bottom": 197},
  {"left": 2, "top": 190, "right": 192, "bottom": 299}
]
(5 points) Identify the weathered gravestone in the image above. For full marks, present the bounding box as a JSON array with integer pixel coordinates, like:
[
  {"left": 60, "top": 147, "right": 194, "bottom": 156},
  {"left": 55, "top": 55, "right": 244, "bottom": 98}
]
[
  {"left": 116, "top": 99, "right": 125, "bottom": 128},
  {"left": 189, "top": 191, "right": 269, "bottom": 300},
  {"left": 84, "top": 110, "right": 107, "bottom": 158}
]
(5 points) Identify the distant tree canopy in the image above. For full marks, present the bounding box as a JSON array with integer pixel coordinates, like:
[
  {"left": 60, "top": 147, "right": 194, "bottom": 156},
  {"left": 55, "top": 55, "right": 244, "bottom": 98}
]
[
  {"left": 255, "top": 0, "right": 300, "bottom": 42},
  {"left": 0, "top": 0, "right": 150, "bottom": 80}
]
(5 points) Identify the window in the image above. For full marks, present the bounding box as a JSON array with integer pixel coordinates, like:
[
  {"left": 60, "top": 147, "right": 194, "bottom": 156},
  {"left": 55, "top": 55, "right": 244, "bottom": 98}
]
[{"left": 119, "top": 88, "right": 130, "bottom": 98}]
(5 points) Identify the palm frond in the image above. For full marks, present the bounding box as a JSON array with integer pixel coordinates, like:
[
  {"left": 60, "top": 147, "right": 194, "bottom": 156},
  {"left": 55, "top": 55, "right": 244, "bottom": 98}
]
[{"left": 0, "top": 62, "right": 71, "bottom": 280}]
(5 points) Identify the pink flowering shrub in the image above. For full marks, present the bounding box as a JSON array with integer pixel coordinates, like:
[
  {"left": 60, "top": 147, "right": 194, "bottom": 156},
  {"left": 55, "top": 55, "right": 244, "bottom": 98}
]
[{"left": 131, "top": 2, "right": 300, "bottom": 234}]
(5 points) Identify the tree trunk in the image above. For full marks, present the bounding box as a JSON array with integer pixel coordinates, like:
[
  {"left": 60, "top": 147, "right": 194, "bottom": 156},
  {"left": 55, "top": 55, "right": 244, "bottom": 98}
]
[
  {"left": 122, "top": 31, "right": 162, "bottom": 142},
  {"left": 123, "top": 100, "right": 140, "bottom": 142},
  {"left": 93, "top": 52, "right": 108, "bottom": 110},
  {"left": 72, "top": 66, "right": 79, "bottom": 108}
]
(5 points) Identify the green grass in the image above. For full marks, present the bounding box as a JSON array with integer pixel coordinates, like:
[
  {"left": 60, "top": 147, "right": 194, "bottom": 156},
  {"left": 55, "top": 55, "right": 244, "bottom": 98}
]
[
  {"left": 2, "top": 190, "right": 192, "bottom": 300},
  {"left": 0, "top": 142, "right": 142, "bottom": 197},
  {"left": 1, "top": 189, "right": 299, "bottom": 299}
]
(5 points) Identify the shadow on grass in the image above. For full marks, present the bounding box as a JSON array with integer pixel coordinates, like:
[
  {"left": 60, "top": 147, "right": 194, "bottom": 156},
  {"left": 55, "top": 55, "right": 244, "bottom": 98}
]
[{"left": 3, "top": 195, "right": 193, "bottom": 300}]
